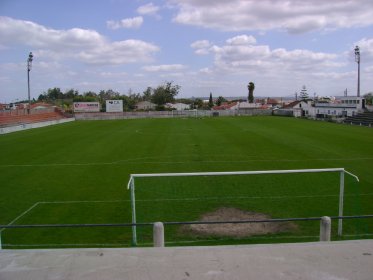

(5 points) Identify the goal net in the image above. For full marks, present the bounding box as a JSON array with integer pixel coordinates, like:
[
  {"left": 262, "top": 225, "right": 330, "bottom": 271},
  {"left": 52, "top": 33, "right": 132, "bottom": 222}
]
[{"left": 127, "top": 168, "right": 360, "bottom": 246}]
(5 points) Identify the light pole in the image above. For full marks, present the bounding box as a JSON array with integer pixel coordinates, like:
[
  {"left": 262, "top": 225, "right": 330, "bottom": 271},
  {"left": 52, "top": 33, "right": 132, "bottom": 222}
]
[
  {"left": 27, "top": 52, "right": 33, "bottom": 114},
  {"left": 354, "top": 46, "right": 360, "bottom": 97}
]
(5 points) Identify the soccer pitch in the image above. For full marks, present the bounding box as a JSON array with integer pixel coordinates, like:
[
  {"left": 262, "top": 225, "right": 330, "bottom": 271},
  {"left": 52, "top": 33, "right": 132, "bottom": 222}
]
[{"left": 0, "top": 116, "right": 372, "bottom": 248}]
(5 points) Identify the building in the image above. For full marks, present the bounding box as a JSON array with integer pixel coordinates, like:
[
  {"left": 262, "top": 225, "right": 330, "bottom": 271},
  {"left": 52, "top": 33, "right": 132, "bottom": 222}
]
[
  {"left": 135, "top": 101, "right": 156, "bottom": 111},
  {"left": 165, "top": 103, "right": 190, "bottom": 110},
  {"left": 212, "top": 102, "right": 238, "bottom": 110},
  {"left": 314, "top": 96, "right": 365, "bottom": 118},
  {"left": 281, "top": 96, "right": 366, "bottom": 118},
  {"left": 282, "top": 100, "right": 312, "bottom": 117}
]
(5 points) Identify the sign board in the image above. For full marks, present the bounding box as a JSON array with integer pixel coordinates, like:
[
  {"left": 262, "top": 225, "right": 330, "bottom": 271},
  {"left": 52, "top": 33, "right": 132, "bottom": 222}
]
[
  {"left": 73, "top": 102, "right": 100, "bottom": 112},
  {"left": 106, "top": 100, "right": 123, "bottom": 112}
]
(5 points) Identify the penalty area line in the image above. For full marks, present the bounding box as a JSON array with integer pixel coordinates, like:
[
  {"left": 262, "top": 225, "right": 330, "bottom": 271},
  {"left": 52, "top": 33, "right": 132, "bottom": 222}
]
[{"left": 0, "top": 202, "right": 41, "bottom": 233}]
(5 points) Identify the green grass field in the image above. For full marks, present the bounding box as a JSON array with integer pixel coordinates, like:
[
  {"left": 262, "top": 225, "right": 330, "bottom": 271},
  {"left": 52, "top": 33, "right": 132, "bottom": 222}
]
[{"left": 0, "top": 116, "right": 372, "bottom": 248}]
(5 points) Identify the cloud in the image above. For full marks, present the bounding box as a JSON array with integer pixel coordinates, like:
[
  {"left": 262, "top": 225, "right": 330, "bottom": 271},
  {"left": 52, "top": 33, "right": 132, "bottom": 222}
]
[
  {"left": 142, "top": 64, "right": 187, "bottom": 72},
  {"left": 0, "top": 16, "right": 159, "bottom": 65},
  {"left": 107, "top": 16, "right": 143, "bottom": 30},
  {"left": 137, "top": 3, "right": 161, "bottom": 18},
  {"left": 170, "top": 0, "right": 373, "bottom": 33},
  {"left": 190, "top": 40, "right": 212, "bottom": 55},
  {"left": 195, "top": 34, "right": 342, "bottom": 80},
  {"left": 226, "top": 35, "right": 256, "bottom": 45},
  {"left": 191, "top": 40, "right": 211, "bottom": 49}
]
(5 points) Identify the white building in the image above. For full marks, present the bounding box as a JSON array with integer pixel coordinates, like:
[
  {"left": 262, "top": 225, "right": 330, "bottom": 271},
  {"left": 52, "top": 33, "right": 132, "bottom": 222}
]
[
  {"left": 282, "top": 97, "right": 366, "bottom": 118},
  {"left": 135, "top": 101, "right": 156, "bottom": 110},
  {"left": 313, "top": 96, "right": 365, "bottom": 118},
  {"left": 165, "top": 103, "right": 190, "bottom": 110},
  {"left": 231, "top": 102, "right": 262, "bottom": 110},
  {"left": 282, "top": 100, "right": 312, "bottom": 117}
]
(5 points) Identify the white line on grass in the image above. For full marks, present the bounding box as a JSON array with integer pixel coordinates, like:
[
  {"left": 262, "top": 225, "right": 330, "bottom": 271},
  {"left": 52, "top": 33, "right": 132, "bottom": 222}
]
[
  {"left": 38, "top": 200, "right": 129, "bottom": 204},
  {"left": 0, "top": 202, "right": 41, "bottom": 233},
  {"left": 36, "top": 193, "right": 373, "bottom": 204},
  {"left": 1, "top": 157, "right": 373, "bottom": 167}
]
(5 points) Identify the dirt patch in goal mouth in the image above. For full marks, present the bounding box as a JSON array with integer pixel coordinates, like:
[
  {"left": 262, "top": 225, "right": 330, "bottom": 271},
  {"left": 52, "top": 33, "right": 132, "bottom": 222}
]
[{"left": 180, "top": 207, "right": 297, "bottom": 237}]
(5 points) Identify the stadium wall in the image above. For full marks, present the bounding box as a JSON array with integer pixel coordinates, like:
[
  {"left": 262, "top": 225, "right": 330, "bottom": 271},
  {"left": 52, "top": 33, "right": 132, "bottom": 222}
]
[{"left": 74, "top": 109, "right": 272, "bottom": 120}]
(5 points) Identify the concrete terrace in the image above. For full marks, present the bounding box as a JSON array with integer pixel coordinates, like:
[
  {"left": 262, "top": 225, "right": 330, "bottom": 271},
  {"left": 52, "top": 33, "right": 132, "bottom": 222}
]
[{"left": 0, "top": 240, "right": 372, "bottom": 280}]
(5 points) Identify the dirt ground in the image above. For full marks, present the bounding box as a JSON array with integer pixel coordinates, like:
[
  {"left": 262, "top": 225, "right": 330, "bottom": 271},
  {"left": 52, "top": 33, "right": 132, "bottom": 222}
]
[{"left": 181, "top": 207, "right": 297, "bottom": 237}]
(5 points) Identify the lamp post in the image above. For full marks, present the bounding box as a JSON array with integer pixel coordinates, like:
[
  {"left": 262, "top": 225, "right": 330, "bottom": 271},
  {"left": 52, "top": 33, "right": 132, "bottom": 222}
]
[
  {"left": 27, "top": 52, "right": 33, "bottom": 114},
  {"left": 354, "top": 46, "right": 360, "bottom": 97}
]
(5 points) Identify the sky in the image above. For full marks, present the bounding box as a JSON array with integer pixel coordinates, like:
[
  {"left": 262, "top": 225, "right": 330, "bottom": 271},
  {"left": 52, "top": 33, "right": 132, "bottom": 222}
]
[{"left": 1, "top": 0, "right": 373, "bottom": 103}]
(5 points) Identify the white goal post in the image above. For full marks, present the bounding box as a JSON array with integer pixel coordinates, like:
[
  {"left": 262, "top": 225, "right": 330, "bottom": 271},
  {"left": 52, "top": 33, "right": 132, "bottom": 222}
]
[{"left": 126, "top": 168, "right": 359, "bottom": 245}]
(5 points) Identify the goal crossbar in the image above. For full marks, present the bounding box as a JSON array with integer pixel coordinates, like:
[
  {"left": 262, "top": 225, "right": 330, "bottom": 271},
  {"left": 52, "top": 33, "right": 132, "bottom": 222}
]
[
  {"left": 127, "top": 168, "right": 359, "bottom": 189},
  {"left": 126, "top": 168, "right": 359, "bottom": 245}
]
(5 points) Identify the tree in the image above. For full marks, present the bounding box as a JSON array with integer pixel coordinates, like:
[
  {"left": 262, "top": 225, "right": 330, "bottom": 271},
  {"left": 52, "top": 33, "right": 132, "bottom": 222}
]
[
  {"left": 299, "top": 85, "right": 309, "bottom": 100},
  {"left": 216, "top": 96, "right": 227, "bottom": 106},
  {"left": 45, "top": 87, "right": 63, "bottom": 100},
  {"left": 193, "top": 98, "right": 203, "bottom": 109},
  {"left": 208, "top": 92, "right": 214, "bottom": 108},
  {"left": 143, "top": 87, "right": 153, "bottom": 101},
  {"left": 248, "top": 82, "right": 255, "bottom": 103},
  {"left": 151, "top": 81, "right": 180, "bottom": 107},
  {"left": 364, "top": 92, "right": 373, "bottom": 105},
  {"left": 64, "top": 89, "right": 79, "bottom": 99}
]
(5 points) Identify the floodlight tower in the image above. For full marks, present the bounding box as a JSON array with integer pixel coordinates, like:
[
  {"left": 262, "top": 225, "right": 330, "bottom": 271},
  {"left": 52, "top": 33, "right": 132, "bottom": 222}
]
[
  {"left": 27, "top": 52, "right": 33, "bottom": 114},
  {"left": 354, "top": 46, "right": 360, "bottom": 97}
]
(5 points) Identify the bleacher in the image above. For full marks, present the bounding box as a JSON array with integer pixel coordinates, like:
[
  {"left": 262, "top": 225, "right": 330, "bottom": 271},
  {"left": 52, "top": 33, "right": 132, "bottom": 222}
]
[
  {"left": 343, "top": 111, "right": 373, "bottom": 127},
  {"left": 0, "top": 111, "right": 65, "bottom": 127}
]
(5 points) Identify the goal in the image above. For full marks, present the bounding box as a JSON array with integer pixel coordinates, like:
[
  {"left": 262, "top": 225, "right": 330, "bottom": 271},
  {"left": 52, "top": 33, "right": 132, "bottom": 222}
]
[{"left": 126, "top": 168, "right": 359, "bottom": 245}]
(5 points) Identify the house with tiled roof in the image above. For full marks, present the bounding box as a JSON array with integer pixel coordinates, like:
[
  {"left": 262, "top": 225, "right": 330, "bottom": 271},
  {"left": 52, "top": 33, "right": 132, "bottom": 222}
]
[
  {"left": 212, "top": 102, "right": 238, "bottom": 110},
  {"left": 282, "top": 100, "right": 312, "bottom": 117}
]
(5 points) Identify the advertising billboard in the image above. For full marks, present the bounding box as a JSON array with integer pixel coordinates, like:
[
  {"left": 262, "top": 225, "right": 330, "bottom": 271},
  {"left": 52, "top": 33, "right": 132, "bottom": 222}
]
[
  {"left": 73, "top": 102, "right": 100, "bottom": 112},
  {"left": 106, "top": 100, "right": 123, "bottom": 112}
]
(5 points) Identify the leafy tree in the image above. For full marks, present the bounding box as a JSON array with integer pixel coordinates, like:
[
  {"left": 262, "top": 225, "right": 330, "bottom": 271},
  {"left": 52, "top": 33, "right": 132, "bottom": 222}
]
[
  {"left": 64, "top": 89, "right": 79, "bottom": 99},
  {"left": 151, "top": 81, "right": 180, "bottom": 107},
  {"left": 120, "top": 95, "right": 135, "bottom": 111},
  {"left": 208, "top": 92, "right": 214, "bottom": 108},
  {"left": 143, "top": 87, "right": 153, "bottom": 101},
  {"left": 37, "top": 94, "right": 46, "bottom": 101},
  {"left": 299, "top": 85, "right": 309, "bottom": 100},
  {"left": 73, "top": 95, "right": 97, "bottom": 102},
  {"left": 84, "top": 91, "right": 98, "bottom": 98},
  {"left": 216, "top": 96, "right": 227, "bottom": 106},
  {"left": 248, "top": 82, "right": 255, "bottom": 103},
  {"left": 364, "top": 92, "right": 373, "bottom": 105},
  {"left": 193, "top": 98, "right": 204, "bottom": 109}
]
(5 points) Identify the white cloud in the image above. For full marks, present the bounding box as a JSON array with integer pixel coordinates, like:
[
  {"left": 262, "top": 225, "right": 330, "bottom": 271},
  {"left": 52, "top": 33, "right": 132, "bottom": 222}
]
[
  {"left": 171, "top": 0, "right": 373, "bottom": 33},
  {"left": 107, "top": 16, "right": 143, "bottom": 30},
  {"left": 0, "top": 17, "right": 159, "bottom": 65},
  {"left": 137, "top": 3, "right": 161, "bottom": 17},
  {"left": 142, "top": 64, "right": 187, "bottom": 72},
  {"left": 365, "top": 65, "right": 373, "bottom": 73},
  {"left": 191, "top": 40, "right": 211, "bottom": 49},
  {"left": 190, "top": 40, "right": 212, "bottom": 55},
  {"left": 195, "top": 34, "right": 343, "bottom": 83},
  {"left": 226, "top": 35, "right": 256, "bottom": 45}
]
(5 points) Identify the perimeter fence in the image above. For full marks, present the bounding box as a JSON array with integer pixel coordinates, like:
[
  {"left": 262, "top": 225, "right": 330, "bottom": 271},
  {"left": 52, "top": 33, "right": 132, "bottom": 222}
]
[
  {"left": 74, "top": 109, "right": 272, "bottom": 120},
  {"left": 0, "top": 215, "right": 372, "bottom": 249}
]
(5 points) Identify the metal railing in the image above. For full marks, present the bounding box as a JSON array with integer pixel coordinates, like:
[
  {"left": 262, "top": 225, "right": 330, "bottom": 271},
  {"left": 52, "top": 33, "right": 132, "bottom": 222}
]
[{"left": 0, "top": 215, "right": 372, "bottom": 249}]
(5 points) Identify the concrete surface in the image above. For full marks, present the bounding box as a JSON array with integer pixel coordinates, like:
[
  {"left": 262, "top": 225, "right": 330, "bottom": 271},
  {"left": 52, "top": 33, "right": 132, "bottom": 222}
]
[
  {"left": 0, "top": 240, "right": 372, "bottom": 280},
  {"left": 0, "top": 118, "right": 75, "bottom": 134}
]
